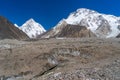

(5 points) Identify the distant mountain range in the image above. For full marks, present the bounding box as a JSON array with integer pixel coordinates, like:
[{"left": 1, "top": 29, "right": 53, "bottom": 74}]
[
  {"left": 41, "top": 8, "right": 120, "bottom": 38},
  {"left": 1, "top": 8, "right": 120, "bottom": 39}
]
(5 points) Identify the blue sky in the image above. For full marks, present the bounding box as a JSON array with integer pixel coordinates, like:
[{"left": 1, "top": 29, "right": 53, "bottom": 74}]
[{"left": 0, "top": 0, "right": 120, "bottom": 30}]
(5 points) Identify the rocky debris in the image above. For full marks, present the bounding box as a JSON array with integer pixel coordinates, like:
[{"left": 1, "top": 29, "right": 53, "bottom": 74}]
[
  {"left": 0, "top": 38, "right": 119, "bottom": 80},
  {"left": 37, "top": 59, "right": 120, "bottom": 80},
  {"left": 0, "top": 71, "right": 33, "bottom": 80},
  {"left": 0, "top": 39, "right": 27, "bottom": 49},
  {"left": 51, "top": 48, "right": 80, "bottom": 57}
]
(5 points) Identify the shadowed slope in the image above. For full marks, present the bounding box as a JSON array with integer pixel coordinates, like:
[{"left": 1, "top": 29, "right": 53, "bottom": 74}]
[{"left": 0, "top": 16, "right": 29, "bottom": 40}]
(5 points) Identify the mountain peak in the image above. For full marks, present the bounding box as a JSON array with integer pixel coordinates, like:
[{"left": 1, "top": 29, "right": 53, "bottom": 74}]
[
  {"left": 69, "top": 8, "right": 97, "bottom": 18},
  {"left": 20, "top": 18, "right": 46, "bottom": 38},
  {"left": 23, "top": 18, "right": 36, "bottom": 26},
  {"left": 77, "top": 8, "right": 96, "bottom": 12},
  {"left": 27, "top": 18, "right": 35, "bottom": 22}
]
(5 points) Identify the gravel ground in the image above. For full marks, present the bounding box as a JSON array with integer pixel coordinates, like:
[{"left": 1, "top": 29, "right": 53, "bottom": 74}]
[{"left": 0, "top": 38, "right": 119, "bottom": 80}]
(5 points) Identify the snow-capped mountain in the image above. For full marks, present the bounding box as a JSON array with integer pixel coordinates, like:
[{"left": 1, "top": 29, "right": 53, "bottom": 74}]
[
  {"left": 65, "top": 8, "right": 120, "bottom": 38},
  {"left": 20, "top": 18, "right": 46, "bottom": 38},
  {"left": 42, "top": 8, "right": 120, "bottom": 38}
]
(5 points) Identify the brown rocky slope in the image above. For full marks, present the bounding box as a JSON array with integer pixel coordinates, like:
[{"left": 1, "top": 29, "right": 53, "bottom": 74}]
[{"left": 0, "top": 16, "right": 29, "bottom": 40}]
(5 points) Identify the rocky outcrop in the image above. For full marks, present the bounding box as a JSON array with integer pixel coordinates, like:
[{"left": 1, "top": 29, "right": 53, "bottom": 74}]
[
  {"left": 0, "top": 16, "right": 29, "bottom": 40},
  {"left": 95, "top": 20, "right": 112, "bottom": 37},
  {"left": 56, "top": 24, "right": 96, "bottom": 38}
]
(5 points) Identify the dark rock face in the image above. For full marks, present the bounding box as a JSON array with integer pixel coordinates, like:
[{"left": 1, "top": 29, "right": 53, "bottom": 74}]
[
  {"left": 0, "top": 16, "right": 29, "bottom": 40},
  {"left": 116, "top": 33, "right": 120, "bottom": 38}
]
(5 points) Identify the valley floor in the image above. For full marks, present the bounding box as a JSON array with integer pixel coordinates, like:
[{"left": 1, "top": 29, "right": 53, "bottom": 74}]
[{"left": 0, "top": 38, "right": 120, "bottom": 80}]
